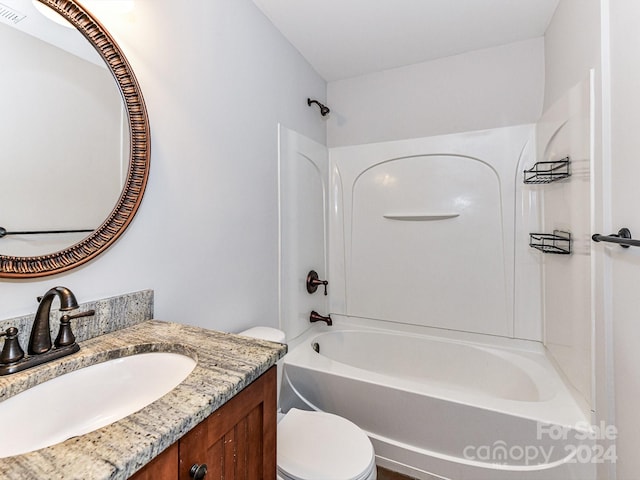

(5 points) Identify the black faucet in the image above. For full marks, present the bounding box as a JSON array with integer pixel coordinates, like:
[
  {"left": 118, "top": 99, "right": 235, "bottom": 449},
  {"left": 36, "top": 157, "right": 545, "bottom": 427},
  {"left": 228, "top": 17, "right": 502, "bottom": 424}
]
[{"left": 0, "top": 286, "right": 94, "bottom": 375}]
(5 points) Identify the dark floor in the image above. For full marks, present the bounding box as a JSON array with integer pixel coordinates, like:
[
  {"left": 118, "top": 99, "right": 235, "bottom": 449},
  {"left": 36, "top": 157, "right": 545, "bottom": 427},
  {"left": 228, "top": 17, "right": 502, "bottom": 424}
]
[{"left": 377, "top": 466, "right": 420, "bottom": 480}]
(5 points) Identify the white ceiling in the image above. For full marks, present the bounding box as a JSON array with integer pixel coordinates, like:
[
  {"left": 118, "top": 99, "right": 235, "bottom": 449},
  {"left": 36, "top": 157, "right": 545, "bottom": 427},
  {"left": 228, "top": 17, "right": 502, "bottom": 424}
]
[{"left": 251, "top": 0, "right": 560, "bottom": 82}]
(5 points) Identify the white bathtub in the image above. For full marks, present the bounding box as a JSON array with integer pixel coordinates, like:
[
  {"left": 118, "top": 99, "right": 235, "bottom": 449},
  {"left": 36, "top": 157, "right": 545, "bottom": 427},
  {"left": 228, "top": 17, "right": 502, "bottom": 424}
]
[{"left": 280, "top": 319, "right": 596, "bottom": 480}]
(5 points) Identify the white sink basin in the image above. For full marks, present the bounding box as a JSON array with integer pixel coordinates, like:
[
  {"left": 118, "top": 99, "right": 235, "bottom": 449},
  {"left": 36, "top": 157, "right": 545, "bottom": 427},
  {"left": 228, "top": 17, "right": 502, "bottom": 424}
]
[{"left": 0, "top": 351, "right": 196, "bottom": 458}]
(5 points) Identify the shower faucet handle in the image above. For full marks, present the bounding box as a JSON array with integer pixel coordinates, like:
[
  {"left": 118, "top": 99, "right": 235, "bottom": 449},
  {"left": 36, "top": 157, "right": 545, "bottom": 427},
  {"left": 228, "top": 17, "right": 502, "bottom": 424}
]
[{"left": 306, "top": 270, "right": 328, "bottom": 295}]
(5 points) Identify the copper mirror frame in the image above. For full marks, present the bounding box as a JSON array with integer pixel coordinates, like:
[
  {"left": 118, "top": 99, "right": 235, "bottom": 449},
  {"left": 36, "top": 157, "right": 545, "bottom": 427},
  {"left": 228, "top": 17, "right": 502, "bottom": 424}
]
[{"left": 0, "top": 0, "right": 150, "bottom": 278}]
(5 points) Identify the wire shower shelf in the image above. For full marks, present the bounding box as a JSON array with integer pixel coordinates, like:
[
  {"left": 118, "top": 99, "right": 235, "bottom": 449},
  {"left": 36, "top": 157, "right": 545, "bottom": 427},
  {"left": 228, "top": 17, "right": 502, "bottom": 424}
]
[
  {"left": 529, "top": 231, "right": 572, "bottom": 255},
  {"left": 523, "top": 157, "right": 571, "bottom": 184}
]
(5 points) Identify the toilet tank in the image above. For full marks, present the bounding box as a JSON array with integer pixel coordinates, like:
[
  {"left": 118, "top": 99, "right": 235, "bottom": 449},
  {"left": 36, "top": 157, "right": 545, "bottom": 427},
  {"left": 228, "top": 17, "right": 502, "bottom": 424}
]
[
  {"left": 238, "top": 327, "right": 286, "bottom": 409},
  {"left": 238, "top": 327, "right": 286, "bottom": 344}
]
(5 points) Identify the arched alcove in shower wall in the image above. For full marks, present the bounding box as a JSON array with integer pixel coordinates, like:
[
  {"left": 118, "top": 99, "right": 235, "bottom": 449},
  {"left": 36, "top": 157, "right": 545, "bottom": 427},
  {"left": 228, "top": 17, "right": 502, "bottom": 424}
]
[
  {"left": 350, "top": 154, "right": 508, "bottom": 335},
  {"left": 330, "top": 124, "right": 540, "bottom": 339}
]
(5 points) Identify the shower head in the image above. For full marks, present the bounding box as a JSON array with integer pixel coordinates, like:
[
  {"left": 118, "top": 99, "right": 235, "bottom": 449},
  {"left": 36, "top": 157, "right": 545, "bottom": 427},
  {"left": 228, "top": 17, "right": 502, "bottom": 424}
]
[{"left": 307, "top": 98, "right": 330, "bottom": 117}]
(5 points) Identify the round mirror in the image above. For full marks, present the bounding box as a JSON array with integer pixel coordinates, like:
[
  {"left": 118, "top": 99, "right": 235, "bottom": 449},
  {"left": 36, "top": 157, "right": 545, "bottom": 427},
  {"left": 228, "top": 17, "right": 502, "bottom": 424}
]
[{"left": 0, "top": 0, "right": 149, "bottom": 278}]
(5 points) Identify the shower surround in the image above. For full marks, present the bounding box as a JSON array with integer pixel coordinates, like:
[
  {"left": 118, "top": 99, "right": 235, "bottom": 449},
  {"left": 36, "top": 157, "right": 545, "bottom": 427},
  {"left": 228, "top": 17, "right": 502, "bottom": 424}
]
[
  {"left": 278, "top": 119, "right": 593, "bottom": 479},
  {"left": 329, "top": 124, "right": 541, "bottom": 340}
]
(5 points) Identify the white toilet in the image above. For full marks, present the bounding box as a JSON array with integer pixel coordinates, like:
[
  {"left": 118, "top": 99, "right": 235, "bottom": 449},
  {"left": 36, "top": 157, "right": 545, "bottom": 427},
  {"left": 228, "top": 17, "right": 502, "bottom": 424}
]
[{"left": 239, "top": 327, "right": 377, "bottom": 480}]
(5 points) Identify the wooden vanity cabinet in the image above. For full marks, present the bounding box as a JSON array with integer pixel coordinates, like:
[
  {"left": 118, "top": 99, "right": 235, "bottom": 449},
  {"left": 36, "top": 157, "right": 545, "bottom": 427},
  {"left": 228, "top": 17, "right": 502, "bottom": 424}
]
[
  {"left": 130, "top": 366, "right": 276, "bottom": 480},
  {"left": 130, "top": 443, "right": 178, "bottom": 480}
]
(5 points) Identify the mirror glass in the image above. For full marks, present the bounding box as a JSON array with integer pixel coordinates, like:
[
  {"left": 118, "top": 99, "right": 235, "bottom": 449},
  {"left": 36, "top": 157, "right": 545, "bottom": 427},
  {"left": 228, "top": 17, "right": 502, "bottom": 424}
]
[
  {"left": 0, "top": 0, "right": 149, "bottom": 277},
  {"left": 0, "top": 0, "right": 128, "bottom": 256}
]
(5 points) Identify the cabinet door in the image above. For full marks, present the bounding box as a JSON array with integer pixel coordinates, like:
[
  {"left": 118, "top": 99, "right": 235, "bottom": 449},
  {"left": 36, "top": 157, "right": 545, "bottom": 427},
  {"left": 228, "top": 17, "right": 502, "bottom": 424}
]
[
  {"left": 179, "top": 367, "right": 277, "bottom": 480},
  {"left": 129, "top": 443, "right": 178, "bottom": 480}
]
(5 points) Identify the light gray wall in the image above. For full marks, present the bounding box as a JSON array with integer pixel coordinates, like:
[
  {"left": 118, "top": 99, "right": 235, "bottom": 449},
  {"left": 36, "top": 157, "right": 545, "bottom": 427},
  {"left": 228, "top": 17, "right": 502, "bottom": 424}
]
[
  {"left": 0, "top": 0, "right": 326, "bottom": 334},
  {"left": 609, "top": 0, "right": 640, "bottom": 478},
  {"left": 326, "top": 37, "right": 544, "bottom": 147}
]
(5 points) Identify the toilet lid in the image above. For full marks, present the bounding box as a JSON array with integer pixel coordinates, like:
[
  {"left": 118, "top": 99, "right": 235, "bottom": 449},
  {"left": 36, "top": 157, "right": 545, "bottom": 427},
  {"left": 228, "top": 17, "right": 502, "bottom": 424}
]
[{"left": 278, "top": 409, "right": 375, "bottom": 480}]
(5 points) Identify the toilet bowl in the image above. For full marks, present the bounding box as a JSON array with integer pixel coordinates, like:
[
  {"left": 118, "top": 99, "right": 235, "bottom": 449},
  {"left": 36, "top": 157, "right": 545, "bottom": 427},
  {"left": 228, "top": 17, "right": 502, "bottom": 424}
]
[{"left": 239, "top": 327, "right": 377, "bottom": 480}]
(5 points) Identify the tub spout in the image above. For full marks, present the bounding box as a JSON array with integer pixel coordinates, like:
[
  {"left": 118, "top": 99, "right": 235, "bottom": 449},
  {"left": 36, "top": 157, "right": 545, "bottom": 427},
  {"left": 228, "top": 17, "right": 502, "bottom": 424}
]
[{"left": 310, "top": 310, "right": 332, "bottom": 326}]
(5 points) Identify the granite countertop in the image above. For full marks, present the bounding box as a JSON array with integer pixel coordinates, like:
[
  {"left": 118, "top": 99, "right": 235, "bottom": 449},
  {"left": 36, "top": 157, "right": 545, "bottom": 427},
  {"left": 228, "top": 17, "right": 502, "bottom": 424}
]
[{"left": 0, "top": 320, "right": 286, "bottom": 479}]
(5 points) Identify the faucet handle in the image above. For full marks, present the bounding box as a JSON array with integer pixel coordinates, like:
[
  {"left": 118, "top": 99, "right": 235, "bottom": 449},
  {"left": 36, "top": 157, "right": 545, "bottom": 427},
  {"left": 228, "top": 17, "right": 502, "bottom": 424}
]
[
  {"left": 0, "top": 327, "right": 25, "bottom": 364},
  {"left": 306, "top": 270, "right": 329, "bottom": 295},
  {"left": 54, "top": 309, "right": 95, "bottom": 348},
  {"left": 61, "top": 309, "right": 95, "bottom": 322}
]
